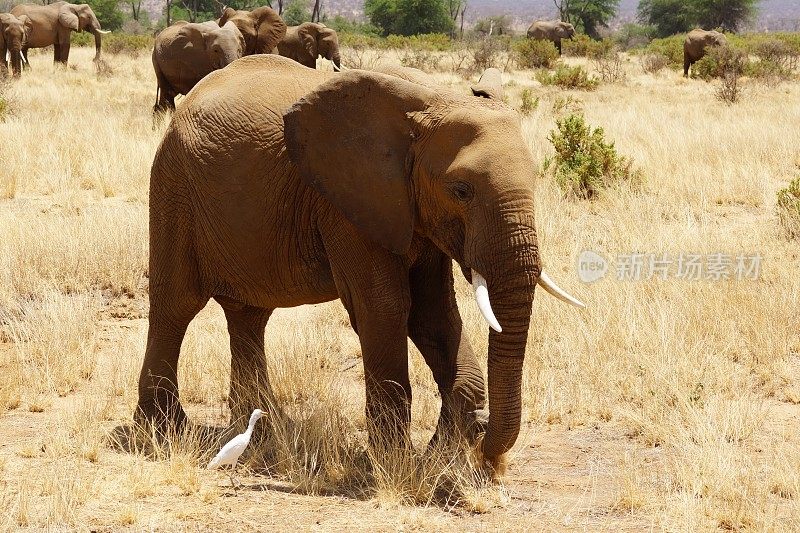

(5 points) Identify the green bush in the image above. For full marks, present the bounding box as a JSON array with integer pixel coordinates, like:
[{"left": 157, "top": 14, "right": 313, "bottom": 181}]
[
  {"left": 691, "top": 45, "right": 746, "bottom": 81},
  {"left": 519, "top": 88, "right": 539, "bottom": 116},
  {"left": 71, "top": 32, "right": 154, "bottom": 54},
  {"left": 546, "top": 113, "right": 641, "bottom": 199},
  {"left": 513, "top": 38, "right": 558, "bottom": 69},
  {"left": 639, "top": 35, "right": 684, "bottom": 67},
  {"left": 385, "top": 33, "right": 452, "bottom": 51},
  {"left": 338, "top": 33, "right": 385, "bottom": 49},
  {"left": 562, "top": 33, "right": 593, "bottom": 56},
  {"left": 777, "top": 177, "right": 800, "bottom": 239},
  {"left": 536, "top": 65, "right": 599, "bottom": 91}
]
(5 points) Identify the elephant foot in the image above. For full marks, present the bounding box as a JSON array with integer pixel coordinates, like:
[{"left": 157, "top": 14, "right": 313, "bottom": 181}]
[{"left": 133, "top": 398, "right": 188, "bottom": 440}]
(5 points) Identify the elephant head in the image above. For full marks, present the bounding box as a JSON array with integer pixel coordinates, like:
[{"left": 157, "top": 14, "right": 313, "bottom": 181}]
[
  {"left": 218, "top": 6, "right": 286, "bottom": 55},
  {"left": 0, "top": 13, "right": 32, "bottom": 78},
  {"left": 556, "top": 21, "right": 576, "bottom": 39},
  {"left": 284, "top": 71, "right": 584, "bottom": 471},
  {"left": 180, "top": 22, "right": 245, "bottom": 70},
  {"left": 58, "top": 3, "right": 110, "bottom": 60},
  {"left": 706, "top": 30, "right": 727, "bottom": 47},
  {"left": 298, "top": 22, "right": 341, "bottom": 70}
]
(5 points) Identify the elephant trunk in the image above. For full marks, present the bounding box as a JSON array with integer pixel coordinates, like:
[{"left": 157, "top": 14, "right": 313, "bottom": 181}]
[
  {"left": 331, "top": 51, "right": 341, "bottom": 70},
  {"left": 92, "top": 28, "right": 106, "bottom": 61},
  {"left": 10, "top": 49, "right": 22, "bottom": 78},
  {"left": 468, "top": 210, "right": 539, "bottom": 465}
]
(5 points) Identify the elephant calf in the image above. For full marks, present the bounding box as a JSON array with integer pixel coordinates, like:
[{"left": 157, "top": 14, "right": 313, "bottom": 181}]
[
  {"left": 277, "top": 22, "right": 341, "bottom": 71},
  {"left": 527, "top": 19, "right": 575, "bottom": 55},
  {"left": 152, "top": 21, "right": 245, "bottom": 113},
  {"left": 0, "top": 13, "right": 31, "bottom": 78},
  {"left": 684, "top": 29, "right": 727, "bottom": 77}
]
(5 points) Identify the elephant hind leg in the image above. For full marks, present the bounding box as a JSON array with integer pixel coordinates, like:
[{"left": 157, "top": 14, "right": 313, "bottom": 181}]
[{"left": 219, "top": 302, "right": 275, "bottom": 430}]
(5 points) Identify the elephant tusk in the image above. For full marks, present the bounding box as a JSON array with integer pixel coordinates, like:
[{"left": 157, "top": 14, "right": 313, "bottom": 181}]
[
  {"left": 537, "top": 271, "right": 586, "bottom": 308},
  {"left": 97, "top": 30, "right": 111, "bottom": 34},
  {"left": 472, "top": 270, "right": 502, "bottom": 333},
  {"left": 332, "top": 63, "right": 341, "bottom": 72}
]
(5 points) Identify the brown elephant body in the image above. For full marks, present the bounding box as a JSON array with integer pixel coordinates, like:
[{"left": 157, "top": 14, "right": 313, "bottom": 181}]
[
  {"left": 139, "top": 55, "right": 583, "bottom": 476},
  {"left": 526, "top": 19, "right": 575, "bottom": 55},
  {"left": 0, "top": 13, "right": 32, "bottom": 78},
  {"left": 683, "top": 29, "right": 727, "bottom": 77},
  {"left": 277, "top": 22, "right": 341, "bottom": 70},
  {"left": 216, "top": 6, "right": 286, "bottom": 56},
  {"left": 10, "top": 2, "right": 109, "bottom": 66},
  {"left": 152, "top": 21, "right": 245, "bottom": 113}
]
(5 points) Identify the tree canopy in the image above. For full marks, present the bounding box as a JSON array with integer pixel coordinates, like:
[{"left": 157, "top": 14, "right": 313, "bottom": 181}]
[
  {"left": 365, "top": 0, "right": 454, "bottom": 36},
  {"left": 554, "top": 0, "right": 620, "bottom": 39},
  {"left": 638, "top": 0, "right": 759, "bottom": 37}
]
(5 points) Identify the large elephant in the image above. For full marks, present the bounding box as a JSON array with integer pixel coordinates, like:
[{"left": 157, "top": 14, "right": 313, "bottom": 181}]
[
  {"left": 152, "top": 21, "right": 245, "bottom": 113},
  {"left": 0, "top": 13, "right": 31, "bottom": 78},
  {"left": 277, "top": 22, "right": 341, "bottom": 71},
  {"left": 216, "top": 6, "right": 286, "bottom": 56},
  {"left": 10, "top": 2, "right": 109, "bottom": 66},
  {"left": 684, "top": 29, "right": 727, "bottom": 77},
  {"left": 136, "top": 55, "right": 584, "bottom": 478},
  {"left": 526, "top": 20, "right": 575, "bottom": 55}
]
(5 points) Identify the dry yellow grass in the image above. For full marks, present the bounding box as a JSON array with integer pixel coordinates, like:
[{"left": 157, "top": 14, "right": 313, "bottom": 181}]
[{"left": 0, "top": 46, "right": 798, "bottom": 530}]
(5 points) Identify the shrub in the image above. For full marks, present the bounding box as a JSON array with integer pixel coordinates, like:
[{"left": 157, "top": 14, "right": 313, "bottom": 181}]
[
  {"left": 563, "top": 33, "right": 593, "bottom": 57},
  {"left": 71, "top": 32, "right": 153, "bottom": 55},
  {"left": 513, "top": 38, "right": 558, "bottom": 69},
  {"left": 591, "top": 51, "right": 627, "bottom": 83},
  {"left": 640, "top": 35, "right": 684, "bottom": 67},
  {"left": 777, "top": 177, "right": 800, "bottom": 239},
  {"left": 340, "top": 38, "right": 385, "bottom": 70},
  {"left": 400, "top": 48, "right": 441, "bottom": 72},
  {"left": 472, "top": 36, "right": 509, "bottom": 71},
  {"left": 692, "top": 45, "right": 746, "bottom": 81},
  {"left": 615, "top": 23, "right": 656, "bottom": 50},
  {"left": 640, "top": 53, "right": 670, "bottom": 74},
  {"left": 545, "top": 113, "right": 640, "bottom": 199},
  {"left": 519, "top": 88, "right": 539, "bottom": 116},
  {"left": 338, "top": 33, "right": 384, "bottom": 49},
  {"left": 536, "top": 65, "right": 599, "bottom": 91}
]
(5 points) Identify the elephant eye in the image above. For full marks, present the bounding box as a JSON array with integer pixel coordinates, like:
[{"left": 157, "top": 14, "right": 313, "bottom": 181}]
[{"left": 449, "top": 181, "right": 474, "bottom": 203}]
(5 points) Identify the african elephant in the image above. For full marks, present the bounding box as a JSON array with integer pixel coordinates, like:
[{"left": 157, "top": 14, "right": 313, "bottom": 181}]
[
  {"left": 684, "top": 29, "right": 727, "bottom": 77},
  {"left": 136, "top": 55, "right": 584, "bottom": 478},
  {"left": 527, "top": 20, "right": 575, "bottom": 55},
  {"left": 152, "top": 21, "right": 245, "bottom": 113},
  {"left": 0, "top": 13, "right": 31, "bottom": 78},
  {"left": 217, "top": 6, "right": 286, "bottom": 56},
  {"left": 10, "top": 2, "right": 109, "bottom": 66},
  {"left": 277, "top": 22, "right": 341, "bottom": 71}
]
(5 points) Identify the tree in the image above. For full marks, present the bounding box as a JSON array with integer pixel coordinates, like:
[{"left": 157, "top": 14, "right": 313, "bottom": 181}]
[
  {"left": 86, "top": 0, "right": 124, "bottom": 30},
  {"left": 693, "top": 0, "right": 757, "bottom": 32},
  {"left": 637, "top": 0, "right": 695, "bottom": 37},
  {"left": 553, "top": 0, "right": 620, "bottom": 39},
  {"left": 365, "top": 0, "right": 454, "bottom": 36},
  {"left": 128, "top": 0, "right": 142, "bottom": 21},
  {"left": 446, "top": 0, "right": 467, "bottom": 38},
  {"left": 283, "top": 0, "right": 311, "bottom": 24},
  {"left": 474, "top": 15, "right": 512, "bottom": 36}
]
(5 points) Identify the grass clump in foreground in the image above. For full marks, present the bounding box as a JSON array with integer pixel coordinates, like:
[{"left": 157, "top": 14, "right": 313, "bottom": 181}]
[
  {"left": 545, "top": 113, "right": 641, "bottom": 199},
  {"left": 536, "top": 64, "right": 598, "bottom": 90},
  {"left": 513, "top": 38, "right": 558, "bottom": 69},
  {"left": 777, "top": 177, "right": 800, "bottom": 238}
]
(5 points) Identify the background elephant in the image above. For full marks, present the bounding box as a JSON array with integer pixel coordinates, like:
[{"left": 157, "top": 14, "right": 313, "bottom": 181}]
[
  {"left": 526, "top": 20, "right": 575, "bottom": 55},
  {"left": 277, "top": 22, "right": 340, "bottom": 71},
  {"left": 0, "top": 13, "right": 31, "bottom": 78},
  {"left": 152, "top": 20, "right": 245, "bottom": 113},
  {"left": 136, "top": 55, "right": 584, "bottom": 478},
  {"left": 10, "top": 2, "right": 109, "bottom": 66},
  {"left": 217, "top": 6, "right": 286, "bottom": 56},
  {"left": 684, "top": 29, "right": 727, "bottom": 77}
]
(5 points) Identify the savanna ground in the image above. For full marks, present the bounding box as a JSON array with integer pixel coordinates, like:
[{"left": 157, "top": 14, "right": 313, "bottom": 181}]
[{"left": 0, "top": 43, "right": 799, "bottom": 531}]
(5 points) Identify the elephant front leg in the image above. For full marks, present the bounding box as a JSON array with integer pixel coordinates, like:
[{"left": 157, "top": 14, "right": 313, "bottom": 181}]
[{"left": 408, "top": 249, "right": 486, "bottom": 449}]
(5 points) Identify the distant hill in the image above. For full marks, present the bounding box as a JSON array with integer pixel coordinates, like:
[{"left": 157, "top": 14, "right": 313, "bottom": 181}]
[{"left": 142, "top": 0, "right": 800, "bottom": 32}]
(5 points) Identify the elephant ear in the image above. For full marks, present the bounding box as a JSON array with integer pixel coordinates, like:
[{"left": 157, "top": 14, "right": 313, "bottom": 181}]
[
  {"left": 300, "top": 25, "right": 316, "bottom": 59},
  {"left": 252, "top": 6, "right": 286, "bottom": 54},
  {"left": 284, "top": 71, "right": 439, "bottom": 254},
  {"left": 175, "top": 24, "right": 206, "bottom": 52},
  {"left": 218, "top": 7, "right": 236, "bottom": 26},
  {"left": 471, "top": 68, "right": 504, "bottom": 100},
  {"left": 58, "top": 5, "right": 79, "bottom": 31}
]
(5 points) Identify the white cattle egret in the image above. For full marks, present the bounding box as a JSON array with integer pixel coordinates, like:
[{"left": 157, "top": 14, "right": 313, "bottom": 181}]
[{"left": 207, "top": 408, "right": 265, "bottom": 489}]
